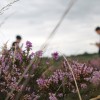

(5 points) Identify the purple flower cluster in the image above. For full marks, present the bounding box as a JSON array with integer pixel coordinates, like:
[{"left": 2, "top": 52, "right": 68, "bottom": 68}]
[
  {"left": 49, "top": 93, "right": 58, "bottom": 100},
  {"left": 0, "top": 41, "right": 100, "bottom": 100},
  {"left": 37, "top": 61, "right": 99, "bottom": 93},
  {"left": 35, "top": 50, "right": 43, "bottom": 57},
  {"left": 89, "top": 58, "right": 100, "bottom": 70},
  {"left": 16, "top": 52, "right": 23, "bottom": 63},
  {"left": 80, "top": 83, "right": 87, "bottom": 89},
  {"left": 36, "top": 78, "right": 51, "bottom": 89},
  {"left": 26, "top": 41, "right": 32, "bottom": 50},
  {"left": 91, "top": 71, "right": 100, "bottom": 86},
  {"left": 0, "top": 41, "right": 38, "bottom": 99},
  {"left": 70, "top": 61, "right": 93, "bottom": 81},
  {"left": 52, "top": 52, "right": 59, "bottom": 60},
  {"left": 37, "top": 69, "right": 66, "bottom": 90}
]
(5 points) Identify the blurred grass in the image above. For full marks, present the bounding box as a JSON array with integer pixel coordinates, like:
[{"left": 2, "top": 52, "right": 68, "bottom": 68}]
[
  {"left": 68, "top": 53, "right": 99, "bottom": 62},
  {"left": 40, "top": 53, "right": 99, "bottom": 77}
]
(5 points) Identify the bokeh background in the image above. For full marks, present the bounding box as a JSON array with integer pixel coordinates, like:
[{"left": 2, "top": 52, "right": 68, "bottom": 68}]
[{"left": 0, "top": 0, "right": 100, "bottom": 56}]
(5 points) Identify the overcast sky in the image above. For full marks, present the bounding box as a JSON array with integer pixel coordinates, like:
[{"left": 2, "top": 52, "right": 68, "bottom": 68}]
[{"left": 0, "top": 0, "right": 100, "bottom": 56}]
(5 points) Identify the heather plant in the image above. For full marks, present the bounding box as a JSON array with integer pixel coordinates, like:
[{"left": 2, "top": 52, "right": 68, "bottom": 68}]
[
  {"left": 36, "top": 61, "right": 98, "bottom": 99},
  {"left": 0, "top": 41, "right": 100, "bottom": 100}
]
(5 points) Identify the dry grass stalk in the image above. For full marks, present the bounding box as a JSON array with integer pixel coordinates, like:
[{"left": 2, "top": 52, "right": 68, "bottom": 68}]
[
  {"left": 0, "top": 0, "right": 20, "bottom": 15},
  {"left": 90, "top": 95, "right": 100, "bottom": 100},
  {"left": 61, "top": 53, "right": 82, "bottom": 100}
]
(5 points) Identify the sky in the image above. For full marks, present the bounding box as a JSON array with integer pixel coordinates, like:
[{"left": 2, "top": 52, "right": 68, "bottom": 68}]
[{"left": 0, "top": 0, "right": 100, "bottom": 56}]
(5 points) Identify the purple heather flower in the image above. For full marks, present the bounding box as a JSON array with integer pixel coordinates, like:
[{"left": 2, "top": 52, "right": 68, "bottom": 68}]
[
  {"left": 52, "top": 52, "right": 59, "bottom": 60},
  {"left": 91, "top": 71, "right": 100, "bottom": 86},
  {"left": 81, "top": 83, "right": 87, "bottom": 89},
  {"left": 49, "top": 93, "right": 58, "bottom": 100},
  {"left": 16, "top": 53, "right": 22, "bottom": 62},
  {"left": 30, "top": 52, "right": 34, "bottom": 58},
  {"left": 37, "top": 69, "right": 66, "bottom": 89},
  {"left": 26, "top": 41, "right": 32, "bottom": 49},
  {"left": 35, "top": 50, "right": 43, "bottom": 57},
  {"left": 57, "top": 93, "right": 63, "bottom": 97}
]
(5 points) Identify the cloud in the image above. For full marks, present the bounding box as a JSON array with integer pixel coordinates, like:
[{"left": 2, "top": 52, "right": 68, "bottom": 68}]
[{"left": 0, "top": 0, "right": 100, "bottom": 56}]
